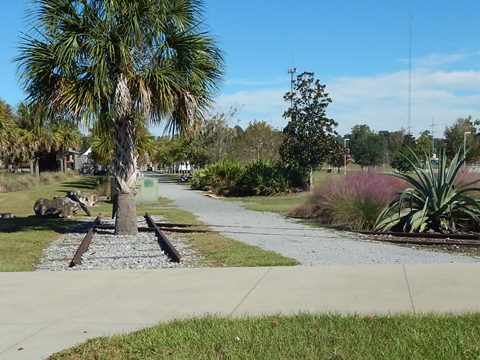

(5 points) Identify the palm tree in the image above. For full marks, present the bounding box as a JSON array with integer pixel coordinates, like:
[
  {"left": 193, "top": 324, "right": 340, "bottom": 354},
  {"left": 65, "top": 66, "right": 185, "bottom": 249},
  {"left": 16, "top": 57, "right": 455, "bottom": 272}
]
[
  {"left": 90, "top": 114, "right": 155, "bottom": 167},
  {"left": 51, "top": 120, "right": 82, "bottom": 173},
  {"left": 16, "top": 103, "right": 55, "bottom": 177},
  {"left": 0, "top": 100, "right": 15, "bottom": 162},
  {"left": 17, "top": 0, "right": 224, "bottom": 234}
]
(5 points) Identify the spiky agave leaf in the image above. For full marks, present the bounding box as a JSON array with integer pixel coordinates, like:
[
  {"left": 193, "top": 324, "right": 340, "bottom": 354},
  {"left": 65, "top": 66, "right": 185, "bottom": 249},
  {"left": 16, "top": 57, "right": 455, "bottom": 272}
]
[{"left": 375, "top": 148, "right": 480, "bottom": 233}]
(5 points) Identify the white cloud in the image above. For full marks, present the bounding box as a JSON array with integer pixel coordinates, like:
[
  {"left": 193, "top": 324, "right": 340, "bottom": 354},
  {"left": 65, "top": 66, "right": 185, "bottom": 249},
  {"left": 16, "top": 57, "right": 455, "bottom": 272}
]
[
  {"left": 399, "top": 53, "right": 471, "bottom": 69},
  {"left": 214, "top": 66, "right": 480, "bottom": 136}
]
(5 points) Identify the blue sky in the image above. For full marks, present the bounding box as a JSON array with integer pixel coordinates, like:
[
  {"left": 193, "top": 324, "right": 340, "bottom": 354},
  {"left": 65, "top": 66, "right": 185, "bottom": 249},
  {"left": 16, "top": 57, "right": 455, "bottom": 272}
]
[{"left": 1, "top": 0, "right": 480, "bottom": 137}]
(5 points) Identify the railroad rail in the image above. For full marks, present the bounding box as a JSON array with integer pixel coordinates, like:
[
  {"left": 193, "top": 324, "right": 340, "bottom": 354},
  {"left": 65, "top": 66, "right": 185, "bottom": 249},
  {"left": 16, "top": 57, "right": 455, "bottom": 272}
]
[
  {"left": 69, "top": 214, "right": 182, "bottom": 267},
  {"left": 68, "top": 216, "right": 479, "bottom": 268},
  {"left": 152, "top": 221, "right": 480, "bottom": 249},
  {"left": 69, "top": 216, "right": 101, "bottom": 267},
  {"left": 144, "top": 213, "right": 181, "bottom": 263}
]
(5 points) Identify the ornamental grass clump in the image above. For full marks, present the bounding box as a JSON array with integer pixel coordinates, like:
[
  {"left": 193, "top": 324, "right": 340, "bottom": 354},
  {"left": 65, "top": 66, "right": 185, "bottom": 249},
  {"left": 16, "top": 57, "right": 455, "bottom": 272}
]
[
  {"left": 375, "top": 149, "right": 480, "bottom": 233},
  {"left": 0, "top": 171, "right": 76, "bottom": 193},
  {"left": 291, "top": 172, "right": 404, "bottom": 230}
]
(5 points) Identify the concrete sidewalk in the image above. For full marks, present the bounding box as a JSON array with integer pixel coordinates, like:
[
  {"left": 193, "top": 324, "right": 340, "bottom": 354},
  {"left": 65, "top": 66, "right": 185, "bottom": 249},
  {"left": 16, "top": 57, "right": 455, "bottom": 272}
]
[{"left": 1, "top": 264, "right": 480, "bottom": 359}]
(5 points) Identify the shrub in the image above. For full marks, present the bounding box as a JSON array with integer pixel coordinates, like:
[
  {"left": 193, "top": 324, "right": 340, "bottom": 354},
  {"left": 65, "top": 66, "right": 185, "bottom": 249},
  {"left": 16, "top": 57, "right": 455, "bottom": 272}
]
[
  {"left": 455, "top": 169, "right": 480, "bottom": 199},
  {"left": 239, "top": 160, "right": 289, "bottom": 196},
  {"left": 375, "top": 150, "right": 480, "bottom": 233},
  {"left": 39, "top": 172, "right": 55, "bottom": 185},
  {"left": 291, "top": 172, "right": 405, "bottom": 230},
  {"left": 192, "top": 160, "right": 306, "bottom": 196},
  {"left": 0, "top": 174, "right": 37, "bottom": 192},
  {"left": 94, "top": 176, "right": 111, "bottom": 196},
  {"left": 52, "top": 172, "right": 67, "bottom": 182},
  {"left": 191, "top": 160, "right": 245, "bottom": 196},
  {"left": 0, "top": 171, "right": 77, "bottom": 193}
]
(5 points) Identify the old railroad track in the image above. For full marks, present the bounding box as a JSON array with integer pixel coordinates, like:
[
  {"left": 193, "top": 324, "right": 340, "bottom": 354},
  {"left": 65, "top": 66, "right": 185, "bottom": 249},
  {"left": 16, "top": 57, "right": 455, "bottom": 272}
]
[
  {"left": 68, "top": 213, "right": 181, "bottom": 268},
  {"left": 39, "top": 217, "right": 479, "bottom": 271}
]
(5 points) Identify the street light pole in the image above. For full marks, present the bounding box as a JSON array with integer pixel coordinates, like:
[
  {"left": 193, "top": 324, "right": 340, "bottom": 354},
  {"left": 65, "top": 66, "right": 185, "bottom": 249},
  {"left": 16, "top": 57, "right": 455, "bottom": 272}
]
[
  {"left": 344, "top": 138, "right": 350, "bottom": 175},
  {"left": 464, "top": 131, "right": 471, "bottom": 168}
]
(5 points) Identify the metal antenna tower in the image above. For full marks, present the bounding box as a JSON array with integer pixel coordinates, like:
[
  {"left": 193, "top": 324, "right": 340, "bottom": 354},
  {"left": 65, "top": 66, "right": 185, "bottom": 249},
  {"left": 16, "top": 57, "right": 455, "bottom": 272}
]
[
  {"left": 407, "top": 14, "right": 413, "bottom": 135},
  {"left": 288, "top": 65, "right": 297, "bottom": 108}
]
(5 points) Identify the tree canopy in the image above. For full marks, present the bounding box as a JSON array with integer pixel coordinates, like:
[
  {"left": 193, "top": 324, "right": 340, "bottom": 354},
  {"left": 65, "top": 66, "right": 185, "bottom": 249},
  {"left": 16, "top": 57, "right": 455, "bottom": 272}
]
[{"left": 280, "top": 72, "right": 338, "bottom": 177}]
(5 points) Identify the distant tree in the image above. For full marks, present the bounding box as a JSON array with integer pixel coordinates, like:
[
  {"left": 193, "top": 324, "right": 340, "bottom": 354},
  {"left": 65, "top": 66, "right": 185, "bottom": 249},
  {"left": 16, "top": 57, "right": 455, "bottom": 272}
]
[
  {"left": 280, "top": 72, "right": 338, "bottom": 186},
  {"left": 0, "top": 100, "right": 14, "bottom": 150},
  {"left": 378, "top": 130, "right": 404, "bottom": 166},
  {"left": 326, "top": 138, "right": 345, "bottom": 173},
  {"left": 390, "top": 134, "right": 417, "bottom": 172},
  {"left": 16, "top": 102, "right": 55, "bottom": 177},
  {"left": 444, "top": 117, "right": 479, "bottom": 162},
  {"left": 198, "top": 108, "right": 239, "bottom": 163},
  {"left": 230, "top": 121, "right": 283, "bottom": 162},
  {"left": 51, "top": 119, "right": 82, "bottom": 173},
  {"left": 89, "top": 115, "right": 155, "bottom": 167},
  {"left": 416, "top": 130, "right": 434, "bottom": 157},
  {"left": 233, "top": 125, "right": 244, "bottom": 137},
  {"left": 349, "top": 125, "right": 384, "bottom": 169},
  {"left": 0, "top": 99, "right": 20, "bottom": 167}
]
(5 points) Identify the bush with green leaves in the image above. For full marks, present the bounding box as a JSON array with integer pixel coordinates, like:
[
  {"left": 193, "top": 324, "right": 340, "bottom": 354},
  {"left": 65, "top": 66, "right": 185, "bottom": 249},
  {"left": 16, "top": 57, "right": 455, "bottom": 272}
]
[
  {"left": 191, "top": 160, "right": 245, "bottom": 196},
  {"left": 240, "top": 161, "right": 306, "bottom": 196},
  {"left": 375, "top": 150, "right": 480, "bottom": 233},
  {"left": 191, "top": 160, "right": 305, "bottom": 196}
]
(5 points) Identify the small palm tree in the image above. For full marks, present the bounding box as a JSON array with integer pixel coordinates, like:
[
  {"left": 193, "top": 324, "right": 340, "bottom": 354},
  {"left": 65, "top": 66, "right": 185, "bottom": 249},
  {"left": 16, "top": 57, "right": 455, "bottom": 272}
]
[
  {"left": 375, "top": 149, "right": 480, "bottom": 233},
  {"left": 90, "top": 115, "right": 155, "bottom": 167},
  {"left": 0, "top": 100, "right": 15, "bottom": 159},
  {"left": 17, "top": 0, "right": 223, "bottom": 234},
  {"left": 16, "top": 103, "right": 55, "bottom": 177},
  {"left": 51, "top": 120, "right": 82, "bottom": 173}
]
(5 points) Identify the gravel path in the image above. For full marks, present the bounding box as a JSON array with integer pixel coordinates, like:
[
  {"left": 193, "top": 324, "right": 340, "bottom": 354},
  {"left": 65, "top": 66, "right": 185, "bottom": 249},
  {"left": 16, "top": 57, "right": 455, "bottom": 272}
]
[{"left": 156, "top": 175, "right": 479, "bottom": 266}]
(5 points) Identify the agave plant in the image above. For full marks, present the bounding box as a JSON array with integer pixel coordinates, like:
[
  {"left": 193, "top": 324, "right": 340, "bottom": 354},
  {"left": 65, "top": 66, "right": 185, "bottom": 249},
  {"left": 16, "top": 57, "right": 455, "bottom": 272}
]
[{"left": 375, "top": 149, "right": 480, "bottom": 233}]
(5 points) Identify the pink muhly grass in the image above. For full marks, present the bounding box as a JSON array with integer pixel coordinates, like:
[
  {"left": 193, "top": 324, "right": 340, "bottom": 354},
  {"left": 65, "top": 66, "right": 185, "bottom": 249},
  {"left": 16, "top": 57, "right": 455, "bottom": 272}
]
[
  {"left": 455, "top": 169, "right": 480, "bottom": 185},
  {"left": 292, "top": 172, "right": 406, "bottom": 230},
  {"left": 454, "top": 169, "right": 480, "bottom": 199}
]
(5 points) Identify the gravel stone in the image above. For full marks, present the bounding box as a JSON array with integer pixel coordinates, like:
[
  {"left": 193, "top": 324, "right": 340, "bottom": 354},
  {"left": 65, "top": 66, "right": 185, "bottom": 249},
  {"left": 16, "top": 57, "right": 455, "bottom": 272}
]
[
  {"left": 155, "top": 174, "right": 480, "bottom": 266},
  {"left": 36, "top": 215, "right": 203, "bottom": 271}
]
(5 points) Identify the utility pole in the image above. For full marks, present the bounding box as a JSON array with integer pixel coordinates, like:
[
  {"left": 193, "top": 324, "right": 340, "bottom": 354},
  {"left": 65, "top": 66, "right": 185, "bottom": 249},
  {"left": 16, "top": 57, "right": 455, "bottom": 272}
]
[
  {"left": 344, "top": 138, "right": 350, "bottom": 175},
  {"left": 431, "top": 116, "right": 436, "bottom": 154}
]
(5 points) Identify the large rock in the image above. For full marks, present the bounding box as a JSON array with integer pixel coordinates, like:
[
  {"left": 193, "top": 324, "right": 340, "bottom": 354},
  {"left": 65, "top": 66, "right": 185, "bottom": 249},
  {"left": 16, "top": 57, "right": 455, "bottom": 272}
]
[
  {"left": 34, "top": 197, "right": 80, "bottom": 218},
  {"left": 67, "top": 190, "right": 99, "bottom": 207}
]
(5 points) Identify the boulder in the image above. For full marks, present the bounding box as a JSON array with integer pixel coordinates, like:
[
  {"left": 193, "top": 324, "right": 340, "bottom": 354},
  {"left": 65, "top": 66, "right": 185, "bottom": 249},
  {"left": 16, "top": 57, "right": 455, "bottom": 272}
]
[
  {"left": 34, "top": 197, "right": 80, "bottom": 218},
  {"left": 67, "top": 190, "right": 99, "bottom": 207}
]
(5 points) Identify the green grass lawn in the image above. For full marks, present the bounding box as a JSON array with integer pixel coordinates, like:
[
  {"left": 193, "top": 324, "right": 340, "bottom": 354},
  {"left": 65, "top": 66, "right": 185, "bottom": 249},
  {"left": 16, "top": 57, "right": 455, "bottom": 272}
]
[
  {"left": 226, "top": 193, "right": 307, "bottom": 215},
  {"left": 49, "top": 313, "right": 480, "bottom": 360},
  {"left": 0, "top": 175, "right": 297, "bottom": 271},
  {"left": 139, "top": 202, "right": 298, "bottom": 267},
  {"left": 0, "top": 176, "right": 105, "bottom": 271}
]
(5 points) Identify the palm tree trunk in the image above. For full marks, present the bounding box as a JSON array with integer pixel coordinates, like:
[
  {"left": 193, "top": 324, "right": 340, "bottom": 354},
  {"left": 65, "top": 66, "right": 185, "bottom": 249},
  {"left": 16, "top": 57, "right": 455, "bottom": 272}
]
[
  {"left": 60, "top": 156, "right": 64, "bottom": 173},
  {"left": 30, "top": 159, "right": 34, "bottom": 174},
  {"left": 113, "top": 114, "right": 138, "bottom": 235},
  {"left": 309, "top": 168, "right": 314, "bottom": 190},
  {"left": 35, "top": 158, "right": 40, "bottom": 178}
]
